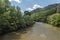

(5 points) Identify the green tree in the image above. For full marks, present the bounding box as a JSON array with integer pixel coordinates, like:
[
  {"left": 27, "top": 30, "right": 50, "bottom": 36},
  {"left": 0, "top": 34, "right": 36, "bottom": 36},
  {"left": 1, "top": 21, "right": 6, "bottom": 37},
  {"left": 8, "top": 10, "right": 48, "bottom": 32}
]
[
  {"left": 24, "top": 11, "right": 31, "bottom": 16},
  {"left": 47, "top": 13, "right": 60, "bottom": 26}
]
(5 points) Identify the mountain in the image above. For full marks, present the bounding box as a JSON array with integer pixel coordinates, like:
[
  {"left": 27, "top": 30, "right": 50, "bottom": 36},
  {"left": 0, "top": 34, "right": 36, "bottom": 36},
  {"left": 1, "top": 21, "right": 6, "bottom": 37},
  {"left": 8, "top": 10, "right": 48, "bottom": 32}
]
[
  {"left": 30, "top": 8, "right": 42, "bottom": 13},
  {"left": 44, "top": 3, "right": 59, "bottom": 10},
  {"left": 30, "top": 3, "right": 60, "bottom": 14}
]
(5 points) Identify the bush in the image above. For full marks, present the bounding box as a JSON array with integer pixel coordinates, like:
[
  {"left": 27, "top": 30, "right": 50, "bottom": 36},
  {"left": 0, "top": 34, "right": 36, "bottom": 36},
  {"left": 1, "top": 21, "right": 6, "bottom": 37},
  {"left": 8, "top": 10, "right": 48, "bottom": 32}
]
[
  {"left": 23, "top": 15, "right": 34, "bottom": 26},
  {"left": 31, "top": 13, "right": 40, "bottom": 22},
  {"left": 47, "top": 13, "right": 60, "bottom": 26},
  {"left": 31, "top": 13, "right": 47, "bottom": 22},
  {"left": 0, "top": 0, "right": 35, "bottom": 35}
]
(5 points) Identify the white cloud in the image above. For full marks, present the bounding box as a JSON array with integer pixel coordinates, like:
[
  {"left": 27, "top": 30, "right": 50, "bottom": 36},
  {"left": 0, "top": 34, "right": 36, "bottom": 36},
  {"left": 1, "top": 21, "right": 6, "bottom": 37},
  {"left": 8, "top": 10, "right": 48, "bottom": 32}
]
[
  {"left": 33, "top": 4, "right": 42, "bottom": 9},
  {"left": 9, "top": 0, "right": 22, "bottom": 3},
  {"left": 26, "top": 4, "right": 43, "bottom": 11},
  {"left": 26, "top": 8, "right": 33, "bottom": 11},
  {"left": 9, "top": 0, "right": 12, "bottom": 2}
]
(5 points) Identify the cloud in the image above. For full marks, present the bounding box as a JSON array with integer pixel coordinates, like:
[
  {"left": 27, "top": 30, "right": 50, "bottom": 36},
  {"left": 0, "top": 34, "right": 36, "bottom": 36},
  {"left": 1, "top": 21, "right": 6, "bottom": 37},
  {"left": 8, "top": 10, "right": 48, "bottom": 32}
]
[
  {"left": 9, "top": 0, "right": 12, "bottom": 2},
  {"left": 33, "top": 4, "right": 42, "bottom": 9},
  {"left": 26, "top": 4, "right": 43, "bottom": 11},
  {"left": 26, "top": 8, "right": 33, "bottom": 11},
  {"left": 9, "top": 0, "right": 22, "bottom": 3}
]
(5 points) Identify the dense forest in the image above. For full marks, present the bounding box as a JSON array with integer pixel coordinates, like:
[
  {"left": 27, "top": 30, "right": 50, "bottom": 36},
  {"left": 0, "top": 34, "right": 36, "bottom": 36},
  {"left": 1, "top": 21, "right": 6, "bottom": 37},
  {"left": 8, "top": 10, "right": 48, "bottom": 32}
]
[
  {"left": 0, "top": 0, "right": 60, "bottom": 35},
  {"left": 0, "top": 0, "right": 34, "bottom": 35}
]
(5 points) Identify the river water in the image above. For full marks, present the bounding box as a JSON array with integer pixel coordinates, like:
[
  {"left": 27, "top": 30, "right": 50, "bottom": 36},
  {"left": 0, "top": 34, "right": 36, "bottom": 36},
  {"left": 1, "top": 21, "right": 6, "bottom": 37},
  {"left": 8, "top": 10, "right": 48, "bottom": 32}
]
[{"left": 0, "top": 22, "right": 60, "bottom": 40}]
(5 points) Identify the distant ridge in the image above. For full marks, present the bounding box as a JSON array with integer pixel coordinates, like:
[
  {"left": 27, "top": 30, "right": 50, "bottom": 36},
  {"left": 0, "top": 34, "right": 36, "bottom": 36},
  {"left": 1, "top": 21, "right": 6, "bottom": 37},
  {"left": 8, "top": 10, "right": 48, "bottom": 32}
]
[{"left": 30, "top": 3, "right": 60, "bottom": 14}]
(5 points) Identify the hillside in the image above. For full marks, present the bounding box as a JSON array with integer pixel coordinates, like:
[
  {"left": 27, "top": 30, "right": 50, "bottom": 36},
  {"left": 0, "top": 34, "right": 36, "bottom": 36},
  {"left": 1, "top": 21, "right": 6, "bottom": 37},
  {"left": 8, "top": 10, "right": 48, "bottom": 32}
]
[{"left": 30, "top": 3, "right": 60, "bottom": 14}]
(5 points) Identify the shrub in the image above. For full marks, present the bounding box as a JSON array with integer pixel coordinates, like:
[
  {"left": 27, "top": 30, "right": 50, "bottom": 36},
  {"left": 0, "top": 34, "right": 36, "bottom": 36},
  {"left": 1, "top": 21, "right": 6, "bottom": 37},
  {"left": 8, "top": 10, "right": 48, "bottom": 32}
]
[
  {"left": 23, "top": 15, "right": 34, "bottom": 26},
  {"left": 47, "top": 13, "right": 60, "bottom": 26}
]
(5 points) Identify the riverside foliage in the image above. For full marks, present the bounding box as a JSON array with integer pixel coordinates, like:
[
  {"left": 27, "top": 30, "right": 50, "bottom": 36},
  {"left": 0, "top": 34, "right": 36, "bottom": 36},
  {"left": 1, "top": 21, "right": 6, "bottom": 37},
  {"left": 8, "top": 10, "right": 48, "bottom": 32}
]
[
  {"left": 31, "top": 4, "right": 60, "bottom": 26},
  {"left": 0, "top": 0, "right": 34, "bottom": 35}
]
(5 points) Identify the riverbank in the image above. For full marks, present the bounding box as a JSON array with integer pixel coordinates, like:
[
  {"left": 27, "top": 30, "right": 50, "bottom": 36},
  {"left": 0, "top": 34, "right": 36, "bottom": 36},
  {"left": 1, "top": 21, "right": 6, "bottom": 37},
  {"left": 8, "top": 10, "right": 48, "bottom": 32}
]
[{"left": 0, "top": 22, "right": 60, "bottom": 40}]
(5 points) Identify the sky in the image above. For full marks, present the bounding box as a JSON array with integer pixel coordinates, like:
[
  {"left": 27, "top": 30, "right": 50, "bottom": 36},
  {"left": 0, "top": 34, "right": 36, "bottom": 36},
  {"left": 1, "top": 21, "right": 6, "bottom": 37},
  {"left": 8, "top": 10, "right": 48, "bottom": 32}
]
[{"left": 9, "top": 0, "right": 60, "bottom": 12}]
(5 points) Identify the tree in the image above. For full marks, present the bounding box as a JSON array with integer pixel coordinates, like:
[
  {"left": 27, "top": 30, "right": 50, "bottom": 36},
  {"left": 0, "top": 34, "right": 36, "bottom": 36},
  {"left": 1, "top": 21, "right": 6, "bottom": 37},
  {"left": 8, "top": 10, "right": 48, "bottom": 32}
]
[
  {"left": 0, "top": 0, "right": 34, "bottom": 35},
  {"left": 0, "top": 0, "right": 10, "bottom": 14},
  {"left": 24, "top": 11, "right": 31, "bottom": 16},
  {"left": 47, "top": 13, "right": 60, "bottom": 26}
]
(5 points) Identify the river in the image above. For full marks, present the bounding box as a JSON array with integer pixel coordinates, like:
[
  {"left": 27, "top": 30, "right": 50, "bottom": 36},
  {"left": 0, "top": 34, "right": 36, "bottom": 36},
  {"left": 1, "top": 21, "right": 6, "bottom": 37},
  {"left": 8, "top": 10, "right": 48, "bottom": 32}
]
[{"left": 0, "top": 22, "right": 60, "bottom": 40}]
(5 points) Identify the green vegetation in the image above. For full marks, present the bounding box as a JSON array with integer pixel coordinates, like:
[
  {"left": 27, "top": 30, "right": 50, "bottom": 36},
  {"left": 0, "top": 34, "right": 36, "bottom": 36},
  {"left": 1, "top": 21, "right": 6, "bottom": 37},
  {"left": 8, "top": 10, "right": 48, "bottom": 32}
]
[
  {"left": 47, "top": 13, "right": 60, "bottom": 26},
  {"left": 31, "top": 7, "right": 57, "bottom": 22},
  {"left": 31, "top": 4, "right": 60, "bottom": 27},
  {"left": 0, "top": 0, "right": 60, "bottom": 35},
  {"left": 0, "top": 0, "right": 34, "bottom": 35}
]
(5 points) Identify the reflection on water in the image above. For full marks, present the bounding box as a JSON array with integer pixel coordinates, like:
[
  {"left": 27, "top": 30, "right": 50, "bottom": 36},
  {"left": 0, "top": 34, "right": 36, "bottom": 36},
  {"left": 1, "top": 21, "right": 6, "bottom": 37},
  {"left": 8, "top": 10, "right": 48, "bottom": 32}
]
[{"left": 0, "top": 22, "right": 60, "bottom": 40}]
